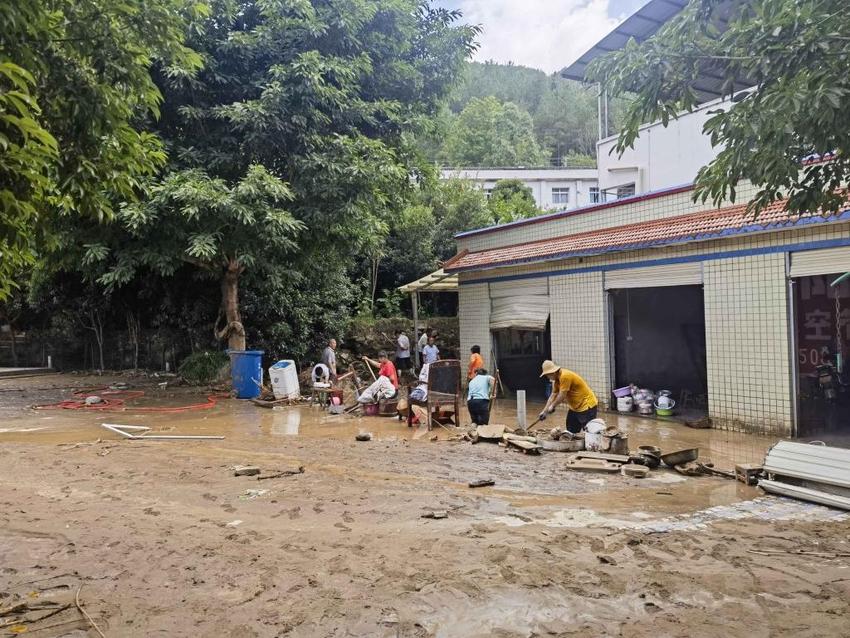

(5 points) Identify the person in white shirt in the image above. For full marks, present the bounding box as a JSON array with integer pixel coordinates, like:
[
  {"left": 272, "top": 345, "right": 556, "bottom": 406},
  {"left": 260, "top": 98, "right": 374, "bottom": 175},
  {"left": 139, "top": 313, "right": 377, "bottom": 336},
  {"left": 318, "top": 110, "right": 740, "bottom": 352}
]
[
  {"left": 395, "top": 329, "right": 411, "bottom": 372},
  {"left": 416, "top": 328, "right": 429, "bottom": 364},
  {"left": 422, "top": 336, "right": 439, "bottom": 365}
]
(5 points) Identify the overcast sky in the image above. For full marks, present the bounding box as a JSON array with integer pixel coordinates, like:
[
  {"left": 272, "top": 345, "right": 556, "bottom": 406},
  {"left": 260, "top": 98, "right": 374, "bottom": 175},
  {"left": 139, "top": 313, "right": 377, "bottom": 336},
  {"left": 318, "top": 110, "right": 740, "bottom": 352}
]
[{"left": 436, "top": 0, "right": 647, "bottom": 73}]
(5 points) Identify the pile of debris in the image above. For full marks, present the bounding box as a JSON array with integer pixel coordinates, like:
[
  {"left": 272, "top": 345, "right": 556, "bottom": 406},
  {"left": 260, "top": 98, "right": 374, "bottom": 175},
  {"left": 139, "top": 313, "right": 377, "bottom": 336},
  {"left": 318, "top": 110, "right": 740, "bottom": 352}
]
[{"left": 465, "top": 419, "right": 737, "bottom": 481}]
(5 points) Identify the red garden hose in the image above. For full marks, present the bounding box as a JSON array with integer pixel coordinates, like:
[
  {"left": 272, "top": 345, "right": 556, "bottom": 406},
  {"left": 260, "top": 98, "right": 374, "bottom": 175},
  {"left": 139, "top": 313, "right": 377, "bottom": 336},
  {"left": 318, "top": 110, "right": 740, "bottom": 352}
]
[{"left": 33, "top": 387, "right": 230, "bottom": 412}]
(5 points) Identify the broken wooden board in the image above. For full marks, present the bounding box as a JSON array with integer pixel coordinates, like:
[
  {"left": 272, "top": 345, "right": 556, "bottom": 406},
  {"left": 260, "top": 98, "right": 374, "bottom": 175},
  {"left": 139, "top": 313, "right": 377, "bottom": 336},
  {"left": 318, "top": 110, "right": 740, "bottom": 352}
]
[
  {"left": 476, "top": 423, "right": 506, "bottom": 441},
  {"left": 573, "top": 451, "right": 631, "bottom": 464},
  {"left": 566, "top": 458, "right": 622, "bottom": 473},
  {"left": 506, "top": 438, "right": 542, "bottom": 454},
  {"left": 503, "top": 433, "right": 538, "bottom": 443},
  {"left": 621, "top": 464, "right": 650, "bottom": 478}
]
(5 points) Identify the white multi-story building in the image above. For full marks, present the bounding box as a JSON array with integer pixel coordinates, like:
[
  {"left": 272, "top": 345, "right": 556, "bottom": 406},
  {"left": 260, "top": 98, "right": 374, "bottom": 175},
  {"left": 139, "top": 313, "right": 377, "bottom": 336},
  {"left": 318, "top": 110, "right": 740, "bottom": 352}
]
[
  {"left": 439, "top": 167, "right": 600, "bottom": 210},
  {"left": 594, "top": 96, "right": 730, "bottom": 199},
  {"left": 446, "top": 0, "right": 850, "bottom": 439}
]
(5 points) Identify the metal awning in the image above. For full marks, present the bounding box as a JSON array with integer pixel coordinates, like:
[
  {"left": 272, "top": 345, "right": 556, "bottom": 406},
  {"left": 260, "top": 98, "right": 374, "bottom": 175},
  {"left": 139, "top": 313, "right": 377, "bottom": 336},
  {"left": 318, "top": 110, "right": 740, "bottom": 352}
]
[
  {"left": 397, "top": 269, "right": 458, "bottom": 294},
  {"left": 560, "top": 0, "right": 752, "bottom": 103}
]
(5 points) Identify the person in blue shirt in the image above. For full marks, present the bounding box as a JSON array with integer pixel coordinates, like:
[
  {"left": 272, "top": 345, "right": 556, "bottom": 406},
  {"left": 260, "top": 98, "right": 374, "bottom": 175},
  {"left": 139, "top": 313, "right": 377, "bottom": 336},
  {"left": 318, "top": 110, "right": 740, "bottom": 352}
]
[{"left": 467, "top": 368, "right": 495, "bottom": 425}]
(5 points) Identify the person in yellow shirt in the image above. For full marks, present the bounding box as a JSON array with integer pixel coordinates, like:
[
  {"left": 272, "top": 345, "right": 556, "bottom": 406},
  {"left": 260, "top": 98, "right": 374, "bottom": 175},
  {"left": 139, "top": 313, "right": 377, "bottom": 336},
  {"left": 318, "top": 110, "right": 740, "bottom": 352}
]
[
  {"left": 537, "top": 360, "right": 598, "bottom": 433},
  {"left": 467, "top": 345, "right": 484, "bottom": 381}
]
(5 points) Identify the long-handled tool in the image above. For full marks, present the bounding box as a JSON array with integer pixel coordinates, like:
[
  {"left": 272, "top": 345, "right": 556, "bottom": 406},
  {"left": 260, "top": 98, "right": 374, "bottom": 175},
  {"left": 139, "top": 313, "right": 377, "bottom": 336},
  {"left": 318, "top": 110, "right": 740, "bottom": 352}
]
[{"left": 516, "top": 416, "right": 542, "bottom": 436}]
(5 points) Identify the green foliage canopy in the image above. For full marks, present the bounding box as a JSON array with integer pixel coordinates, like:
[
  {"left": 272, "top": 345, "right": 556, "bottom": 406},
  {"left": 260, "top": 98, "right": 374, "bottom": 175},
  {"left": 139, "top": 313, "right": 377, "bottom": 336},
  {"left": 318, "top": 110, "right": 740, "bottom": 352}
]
[
  {"left": 441, "top": 96, "right": 547, "bottom": 167},
  {"left": 77, "top": 0, "right": 478, "bottom": 350},
  {"left": 487, "top": 178, "right": 541, "bottom": 223},
  {"left": 0, "top": 0, "right": 205, "bottom": 299},
  {"left": 587, "top": 0, "right": 850, "bottom": 215}
]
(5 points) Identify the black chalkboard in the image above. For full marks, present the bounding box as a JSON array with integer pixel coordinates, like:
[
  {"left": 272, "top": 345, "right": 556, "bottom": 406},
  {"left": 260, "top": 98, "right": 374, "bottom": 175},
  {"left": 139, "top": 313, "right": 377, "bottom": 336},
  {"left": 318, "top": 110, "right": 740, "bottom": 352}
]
[{"left": 428, "top": 360, "right": 460, "bottom": 395}]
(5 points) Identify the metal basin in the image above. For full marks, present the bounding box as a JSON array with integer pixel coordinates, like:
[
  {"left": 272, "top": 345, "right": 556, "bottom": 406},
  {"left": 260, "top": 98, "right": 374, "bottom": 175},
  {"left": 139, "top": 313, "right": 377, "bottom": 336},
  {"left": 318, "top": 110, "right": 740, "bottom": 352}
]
[
  {"left": 661, "top": 448, "right": 699, "bottom": 467},
  {"left": 540, "top": 438, "right": 584, "bottom": 452}
]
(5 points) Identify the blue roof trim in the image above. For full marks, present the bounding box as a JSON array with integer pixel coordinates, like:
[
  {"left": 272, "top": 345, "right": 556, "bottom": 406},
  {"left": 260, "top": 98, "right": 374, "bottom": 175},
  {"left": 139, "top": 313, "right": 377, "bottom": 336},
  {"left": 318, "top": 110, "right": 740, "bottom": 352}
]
[
  {"left": 458, "top": 236, "right": 850, "bottom": 287},
  {"left": 447, "top": 210, "right": 850, "bottom": 275},
  {"left": 453, "top": 183, "right": 695, "bottom": 239}
]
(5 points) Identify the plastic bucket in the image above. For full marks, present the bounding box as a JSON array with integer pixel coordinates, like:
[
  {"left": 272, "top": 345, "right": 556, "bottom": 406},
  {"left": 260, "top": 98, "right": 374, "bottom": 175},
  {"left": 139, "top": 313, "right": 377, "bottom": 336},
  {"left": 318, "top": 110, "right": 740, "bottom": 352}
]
[
  {"left": 616, "top": 396, "right": 634, "bottom": 412},
  {"left": 612, "top": 386, "right": 631, "bottom": 398},
  {"left": 228, "top": 350, "right": 264, "bottom": 399}
]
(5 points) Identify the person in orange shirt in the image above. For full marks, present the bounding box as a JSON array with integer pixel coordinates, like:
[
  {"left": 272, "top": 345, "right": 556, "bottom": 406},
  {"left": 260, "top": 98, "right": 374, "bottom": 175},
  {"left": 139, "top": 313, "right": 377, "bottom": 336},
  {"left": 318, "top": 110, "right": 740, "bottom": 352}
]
[
  {"left": 537, "top": 360, "right": 598, "bottom": 434},
  {"left": 467, "top": 345, "right": 484, "bottom": 381}
]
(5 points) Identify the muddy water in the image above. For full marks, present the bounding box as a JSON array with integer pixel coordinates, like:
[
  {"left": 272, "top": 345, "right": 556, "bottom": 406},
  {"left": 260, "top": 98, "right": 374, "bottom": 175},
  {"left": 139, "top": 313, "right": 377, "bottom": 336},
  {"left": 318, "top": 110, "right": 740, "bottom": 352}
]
[{"left": 0, "top": 376, "right": 778, "bottom": 519}]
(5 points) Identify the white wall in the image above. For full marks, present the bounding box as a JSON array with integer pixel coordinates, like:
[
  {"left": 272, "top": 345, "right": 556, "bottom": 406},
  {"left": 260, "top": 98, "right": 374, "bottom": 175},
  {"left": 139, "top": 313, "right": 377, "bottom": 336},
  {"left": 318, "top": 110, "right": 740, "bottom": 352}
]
[
  {"left": 597, "top": 97, "right": 731, "bottom": 196},
  {"left": 440, "top": 168, "right": 599, "bottom": 210}
]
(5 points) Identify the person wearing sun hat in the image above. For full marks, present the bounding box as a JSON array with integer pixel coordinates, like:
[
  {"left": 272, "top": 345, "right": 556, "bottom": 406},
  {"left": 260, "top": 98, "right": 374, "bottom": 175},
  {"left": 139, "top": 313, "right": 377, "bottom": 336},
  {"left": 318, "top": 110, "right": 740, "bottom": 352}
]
[{"left": 537, "top": 360, "right": 598, "bottom": 434}]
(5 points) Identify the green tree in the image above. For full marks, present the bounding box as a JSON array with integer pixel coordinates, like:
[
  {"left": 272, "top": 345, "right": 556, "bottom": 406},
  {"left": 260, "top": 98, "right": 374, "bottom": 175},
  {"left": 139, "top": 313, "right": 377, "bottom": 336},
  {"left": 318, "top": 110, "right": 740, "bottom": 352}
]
[
  {"left": 441, "top": 96, "right": 547, "bottom": 167},
  {"left": 0, "top": 0, "right": 204, "bottom": 299},
  {"left": 428, "top": 178, "right": 493, "bottom": 260},
  {"left": 79, "top": 0, "right": 477, "bottom": 349},
  {"left": 97, "top": 166, "right": 303, "bottom": 351},
  {"left": 487, "top": 179, "right": 541, "bottom": 223},
  {"left": 435, "top": 61, "right": 605, "bottom": 164},
  {"left": 587, "top": 0, "right": 850, "bottom": 215},
  {"left": 533, "top": 79, "right": 599, "bottom": 159}
]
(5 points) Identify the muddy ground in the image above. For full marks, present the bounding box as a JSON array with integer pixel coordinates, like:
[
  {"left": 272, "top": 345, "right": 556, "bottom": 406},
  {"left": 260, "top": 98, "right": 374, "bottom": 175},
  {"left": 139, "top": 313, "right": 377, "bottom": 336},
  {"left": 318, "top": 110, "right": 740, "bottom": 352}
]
[{"left": 1, "top": 374, "right": 848, "bottom": 637}]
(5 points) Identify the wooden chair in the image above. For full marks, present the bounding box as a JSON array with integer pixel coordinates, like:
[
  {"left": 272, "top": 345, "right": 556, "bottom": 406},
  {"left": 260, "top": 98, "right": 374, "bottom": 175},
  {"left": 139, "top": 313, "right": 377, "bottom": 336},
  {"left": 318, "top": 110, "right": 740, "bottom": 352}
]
[{"left": 407, "top": 359, "right": 461, "bottom": 430}]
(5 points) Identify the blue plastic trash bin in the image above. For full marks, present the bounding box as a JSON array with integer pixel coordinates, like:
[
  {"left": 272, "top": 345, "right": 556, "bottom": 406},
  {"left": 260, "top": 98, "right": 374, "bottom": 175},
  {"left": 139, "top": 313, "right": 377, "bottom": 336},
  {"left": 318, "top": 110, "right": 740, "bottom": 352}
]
[{"left": 228, "top": 350, "right": 264, "bottom": 399}]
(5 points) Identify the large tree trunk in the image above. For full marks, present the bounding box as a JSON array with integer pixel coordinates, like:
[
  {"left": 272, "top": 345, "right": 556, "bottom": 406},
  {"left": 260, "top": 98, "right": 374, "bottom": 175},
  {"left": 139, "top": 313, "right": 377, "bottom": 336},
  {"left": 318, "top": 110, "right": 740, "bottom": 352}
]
[{"left": 215, "top": 261, "right": 246, "bottom": 351}]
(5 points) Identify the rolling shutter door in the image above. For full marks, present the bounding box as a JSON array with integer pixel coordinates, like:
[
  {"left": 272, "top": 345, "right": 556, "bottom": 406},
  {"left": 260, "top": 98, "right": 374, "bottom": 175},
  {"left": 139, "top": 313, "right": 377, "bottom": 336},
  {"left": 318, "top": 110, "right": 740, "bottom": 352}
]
[
  {"left": 489, "top": 279, "right": 549, "bottom": 330},
  {"left": 789, "top": 246, "right": 850, "bottom": 278},
  {"left": 604, "top": 262, "right": 703, "bottom": 289}
]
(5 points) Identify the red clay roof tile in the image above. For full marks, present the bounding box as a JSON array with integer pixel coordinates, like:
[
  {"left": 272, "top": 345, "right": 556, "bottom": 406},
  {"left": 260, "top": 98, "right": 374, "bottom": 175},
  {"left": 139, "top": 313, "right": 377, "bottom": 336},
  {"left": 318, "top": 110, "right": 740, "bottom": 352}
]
[{"left": 447, "top": 200, "right": 849, "bottom": 272}]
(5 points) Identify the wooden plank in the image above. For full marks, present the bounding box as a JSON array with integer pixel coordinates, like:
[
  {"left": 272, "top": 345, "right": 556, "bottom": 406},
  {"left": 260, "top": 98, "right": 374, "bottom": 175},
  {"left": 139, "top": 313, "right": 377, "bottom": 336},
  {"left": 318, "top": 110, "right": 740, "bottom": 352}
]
[
  {"left": 574, "top": 451, "right": 631, "bottom": 463},
  {"left": 566, "top": 459, "right": 622, "bottom": 472},
  {"left": 507, "top": 438, "right": 542, "bottom": 454}
]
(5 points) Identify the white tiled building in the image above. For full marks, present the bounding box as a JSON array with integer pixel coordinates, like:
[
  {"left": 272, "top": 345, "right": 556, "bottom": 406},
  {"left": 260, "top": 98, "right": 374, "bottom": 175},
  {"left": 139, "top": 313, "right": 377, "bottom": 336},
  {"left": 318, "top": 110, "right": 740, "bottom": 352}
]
[
  {"left": 439, "top": 167, "right": 600, "bottom": 210},
  {"left": 447, "top": 1, "right": 850, "bottom": 438}
]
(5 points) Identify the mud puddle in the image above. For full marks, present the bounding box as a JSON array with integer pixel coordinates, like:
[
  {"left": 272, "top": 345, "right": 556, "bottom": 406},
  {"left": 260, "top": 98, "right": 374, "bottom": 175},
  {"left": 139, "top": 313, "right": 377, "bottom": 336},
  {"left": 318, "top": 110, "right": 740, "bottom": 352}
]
[{"left": 0, "top": 374, "right": 780, "bottom": 519}]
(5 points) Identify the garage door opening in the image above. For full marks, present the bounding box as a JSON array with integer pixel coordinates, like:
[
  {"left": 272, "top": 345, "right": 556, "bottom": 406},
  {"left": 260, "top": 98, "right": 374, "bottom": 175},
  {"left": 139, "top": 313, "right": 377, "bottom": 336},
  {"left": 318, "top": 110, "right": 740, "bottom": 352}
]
[
  {"left": 610, "top": 286, "right": 708, "bottom": 420},
  {"left": 492, "top": 324, "right": 551, "bottom": 399},
  {"left": 793, "top": 273, "right": 850, "bottom": 438}
]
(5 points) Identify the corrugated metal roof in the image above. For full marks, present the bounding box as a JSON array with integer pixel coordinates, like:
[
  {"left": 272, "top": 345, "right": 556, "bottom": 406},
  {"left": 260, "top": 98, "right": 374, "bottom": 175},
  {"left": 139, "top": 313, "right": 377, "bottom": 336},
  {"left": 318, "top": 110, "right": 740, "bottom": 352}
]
[
  {"left": 759, "top": 479, "right": 850, "bottom": 511},
  {"left": 445, "top": 200, "right": 850, "bottom": 273},
  {"left": 762, "top": 441, "right": 850, "bottom": 490},
  {"left": 560, "top": 0, "right": 752, "bottom": 103}
]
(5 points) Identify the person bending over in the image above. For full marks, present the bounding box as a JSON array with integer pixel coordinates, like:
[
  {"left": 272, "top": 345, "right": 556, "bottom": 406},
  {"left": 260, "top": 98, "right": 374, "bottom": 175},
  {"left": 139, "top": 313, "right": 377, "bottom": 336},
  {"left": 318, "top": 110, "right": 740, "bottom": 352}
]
[{"left": 537, "top": 360, "right": 597, "bottom": 434}]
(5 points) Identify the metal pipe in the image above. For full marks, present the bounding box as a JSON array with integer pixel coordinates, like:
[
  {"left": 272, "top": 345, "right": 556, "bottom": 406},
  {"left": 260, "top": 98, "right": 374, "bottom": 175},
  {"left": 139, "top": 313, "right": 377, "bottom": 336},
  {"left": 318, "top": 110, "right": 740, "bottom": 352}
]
[
  {"left": 100, "top": 423, "right": 224, "bottom": 440},
  {"left": 785, "top": 253, "right": 800, "bottom": 438},
  {"left": 412, "top": 291, "right": 420, "bottom": 369},
  {"left": 136, "top": 435, "right": 225, "bottom": 440},
  {"left": 101, "top": 423, "right": 139, "bottom": 438}
]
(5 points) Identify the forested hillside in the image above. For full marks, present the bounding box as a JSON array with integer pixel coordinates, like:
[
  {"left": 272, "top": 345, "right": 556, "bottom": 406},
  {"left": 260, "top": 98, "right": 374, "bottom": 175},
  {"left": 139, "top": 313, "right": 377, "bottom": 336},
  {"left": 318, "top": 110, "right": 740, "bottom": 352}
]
[{"left": 431, "top": 61, "right": 606, "bottom": 167}]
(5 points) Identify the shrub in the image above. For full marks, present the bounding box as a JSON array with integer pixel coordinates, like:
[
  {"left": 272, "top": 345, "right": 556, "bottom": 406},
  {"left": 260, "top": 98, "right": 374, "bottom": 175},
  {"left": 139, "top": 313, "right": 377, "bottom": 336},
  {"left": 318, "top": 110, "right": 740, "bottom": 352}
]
[{"left": 178, "top": 351, "right": 229, "bottom": 385}]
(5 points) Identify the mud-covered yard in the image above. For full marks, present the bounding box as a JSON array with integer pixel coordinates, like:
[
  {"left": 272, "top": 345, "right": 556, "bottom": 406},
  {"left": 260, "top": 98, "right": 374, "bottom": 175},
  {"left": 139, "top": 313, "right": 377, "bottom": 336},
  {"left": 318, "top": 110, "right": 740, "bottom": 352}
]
[{"left": 1, "top": 374, "right": 848, "bottom": 637}]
